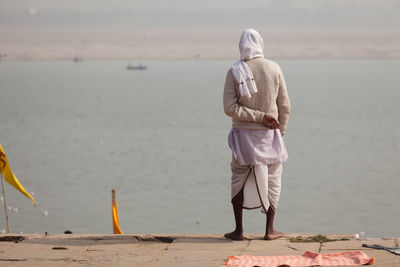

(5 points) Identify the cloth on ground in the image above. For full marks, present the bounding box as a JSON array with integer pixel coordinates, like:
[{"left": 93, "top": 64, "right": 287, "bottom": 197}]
[
  {"left": 362, "top": 243, "right": 400, "bottom": 256},
  {"left": 224, "top": 250, "right": 375, "bottom": 267}
]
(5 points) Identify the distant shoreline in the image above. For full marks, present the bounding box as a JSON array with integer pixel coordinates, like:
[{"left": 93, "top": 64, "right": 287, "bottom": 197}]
[{"left": 1, "top": 27, "right": 400, "bottom": 61}]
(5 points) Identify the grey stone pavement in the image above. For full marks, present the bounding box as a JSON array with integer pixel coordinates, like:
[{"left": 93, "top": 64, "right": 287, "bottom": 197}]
[{"left": 0, "top": 233, "right": 398, "bottom": 266}]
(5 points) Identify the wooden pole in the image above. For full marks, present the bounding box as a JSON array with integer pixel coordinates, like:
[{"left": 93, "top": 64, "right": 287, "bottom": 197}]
[
  {"left": 0, "top": 173, "right": 10, "bottom": 233},
  {"left": 112, "top": 189, "right": 116, "bottom": 234}
]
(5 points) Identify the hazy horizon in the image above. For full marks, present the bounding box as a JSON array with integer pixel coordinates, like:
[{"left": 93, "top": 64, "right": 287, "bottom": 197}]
[{"left": 1, "top": 0, "right": 400, "bottom": 60}]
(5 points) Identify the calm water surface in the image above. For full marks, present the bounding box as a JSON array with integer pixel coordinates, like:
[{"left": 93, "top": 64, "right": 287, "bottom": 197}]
[{"left": 0, "top": 59, "right": 399, "bottom": 237}]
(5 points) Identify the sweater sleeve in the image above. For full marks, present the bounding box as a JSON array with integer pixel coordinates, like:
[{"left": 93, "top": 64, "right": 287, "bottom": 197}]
[
  {"left": 223, "top": 69, "right": 265, "bottom": 123},
  {"left": 276, "top": 66, "right": 291, "bottom": 137}
]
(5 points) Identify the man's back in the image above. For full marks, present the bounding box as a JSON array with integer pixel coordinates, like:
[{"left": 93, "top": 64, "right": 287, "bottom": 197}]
[{"left": 223, "top": 57, "right": 290, "bottom": 136}]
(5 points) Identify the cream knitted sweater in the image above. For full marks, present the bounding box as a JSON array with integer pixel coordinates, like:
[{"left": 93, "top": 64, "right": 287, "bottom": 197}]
[{"left": 223, "top": 57, "right": 291, "bottom": 136}]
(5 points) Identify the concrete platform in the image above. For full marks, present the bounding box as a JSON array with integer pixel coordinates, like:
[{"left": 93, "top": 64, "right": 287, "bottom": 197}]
[{"left": 0, "top": 233, "right": 398, "bottom": 266}]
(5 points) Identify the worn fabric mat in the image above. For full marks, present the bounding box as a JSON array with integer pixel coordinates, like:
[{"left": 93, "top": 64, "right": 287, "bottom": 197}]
[
  {"left": 224, "top": 250, "right": 374, "bottom": 267},
  {"left": 362, "top": 243, "right": 400, "bottom": 256}
]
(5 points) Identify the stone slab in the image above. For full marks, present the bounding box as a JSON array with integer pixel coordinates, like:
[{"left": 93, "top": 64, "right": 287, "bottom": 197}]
[{"left": 0, "top": 234, "right": 398, "bottom": 266}]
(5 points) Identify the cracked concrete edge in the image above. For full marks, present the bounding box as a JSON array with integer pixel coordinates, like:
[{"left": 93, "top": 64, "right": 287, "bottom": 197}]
[
  {"left": 143, "top": 242, "right": 173, "bottom": 267},
  {"left": 62, "top": 238, "right": 99, "bottom": 267},
  {"left": 239, "top": 240, "right": 251, "bottom": 256},
  {"left": 0, "top": 233, "right": 398, "bottom": 243},
  {"left": 1, "top": 233, "right": 224, "bottom": 241}
]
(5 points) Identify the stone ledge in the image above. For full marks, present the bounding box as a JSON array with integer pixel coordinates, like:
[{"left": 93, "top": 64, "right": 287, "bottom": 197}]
[{"left": 0, "top": 233, "right": 398, "bottom": 266}]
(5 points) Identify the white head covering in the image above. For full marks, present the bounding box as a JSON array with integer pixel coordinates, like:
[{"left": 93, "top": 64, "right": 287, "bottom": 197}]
[
  {"left": 239, "top": 29, "right": 264, "bottom": 60},
  {"left": 231, "top": 29, "right": 264, "bottom": 99}
]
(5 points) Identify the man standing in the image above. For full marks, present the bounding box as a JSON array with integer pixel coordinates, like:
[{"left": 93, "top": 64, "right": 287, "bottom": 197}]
[{"left": 223, "top": 29, "right": 290, "bottom": 241}]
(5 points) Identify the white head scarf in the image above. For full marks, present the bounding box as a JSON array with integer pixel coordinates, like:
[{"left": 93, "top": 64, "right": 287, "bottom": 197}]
[
  {"left": 239, "top": 29, "right": 264, "bottom": 60},
  {"left": 231, "top": 29, "right": 264, "bottom": 99}
]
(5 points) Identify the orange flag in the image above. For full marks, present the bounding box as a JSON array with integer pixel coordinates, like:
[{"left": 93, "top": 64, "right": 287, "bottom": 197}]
[
  {"left": 0, "top": 144, "right": 35, "bottom": 205},
  {"left": 112, "top": 189, "right": 123, "bottom": 234}
]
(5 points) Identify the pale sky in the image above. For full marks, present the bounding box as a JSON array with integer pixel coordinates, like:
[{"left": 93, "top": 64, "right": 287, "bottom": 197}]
[{"left": 1, "top": 0, "right": 400, "bottom": 29}]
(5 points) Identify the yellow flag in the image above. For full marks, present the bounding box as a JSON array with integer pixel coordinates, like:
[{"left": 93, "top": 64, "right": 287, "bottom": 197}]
[
  {"left": 0, "top": 144, "right": 35, "bottom": 205},
  {"left": 112, "top": 189, "right": 123, "bottom": 234}
]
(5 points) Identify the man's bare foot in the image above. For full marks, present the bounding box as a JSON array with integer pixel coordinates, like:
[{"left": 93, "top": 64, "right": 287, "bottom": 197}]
[
  {"left": 224, "top": 231, "right": 244, "bottom": 241},
  {"left": 264, "top": 231, "right": 284, "bottom": 240}
]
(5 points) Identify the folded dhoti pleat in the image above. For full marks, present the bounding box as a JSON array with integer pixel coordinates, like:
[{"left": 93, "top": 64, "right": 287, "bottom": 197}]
[
  {"left": 231, "top": 158, "right": 282, "bottom": 212},
  {"left": 244, "top": 164, "right": 282, "bottom": 212}
]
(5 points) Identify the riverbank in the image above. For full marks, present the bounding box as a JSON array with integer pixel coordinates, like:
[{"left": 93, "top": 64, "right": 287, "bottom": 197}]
[
  {"left": 0, "top": 233, "right": 398, "bottom": 266},
  {"left": 2, "top": 27, "right": 400, "bottom": 60}
]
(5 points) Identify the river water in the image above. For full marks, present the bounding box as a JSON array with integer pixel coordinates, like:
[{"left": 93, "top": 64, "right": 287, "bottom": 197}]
[{"left": 0, "top": 59, "right": 399, "bottom": 237}]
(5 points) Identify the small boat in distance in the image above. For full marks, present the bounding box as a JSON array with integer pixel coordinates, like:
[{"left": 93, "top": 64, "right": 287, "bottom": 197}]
[
  {"left": 126, "top": 63, "right": 147, "bottom": 70},
  {"left": 73, "top": 55, "right": 84, "bottom": 62}
]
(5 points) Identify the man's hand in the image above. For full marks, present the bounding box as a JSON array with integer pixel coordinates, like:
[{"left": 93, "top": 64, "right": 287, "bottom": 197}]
[{"left": 262, "top": 114, "right": 280, "bottom": 129}]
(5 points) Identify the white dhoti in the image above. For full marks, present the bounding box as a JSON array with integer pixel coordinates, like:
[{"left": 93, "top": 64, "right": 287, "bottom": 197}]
[
  {"left": 229, "top": 128, "right": 286, "bottom": 212},
  {"left": 231, "top": 159, "right": 282, "bottom": 212}
]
